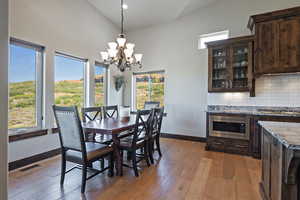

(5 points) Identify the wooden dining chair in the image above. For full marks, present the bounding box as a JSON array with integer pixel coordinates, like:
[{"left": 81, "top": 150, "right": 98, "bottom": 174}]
[
  {"left": 81, "top": 107, "right": 112, "bottom": 144},
  {"left": 53, "top": 105, "right": 114, "bottom": 193},
  {"left": 144, "top": 101, "right": 160, "bottom": 110},
  {"left": 103, "top": 105, "right": 119, "bottom": 119},
  {"left": 148, "top": 107, "right": 164, "bottom": 163},
  {"left": 119, "top": 109, "right": 152, "bottom": 177}
]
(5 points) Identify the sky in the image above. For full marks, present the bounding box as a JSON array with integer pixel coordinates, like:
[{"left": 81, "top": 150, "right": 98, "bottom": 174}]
[{"left": 10, "top": 44, "right": 105, "bottom": 83}]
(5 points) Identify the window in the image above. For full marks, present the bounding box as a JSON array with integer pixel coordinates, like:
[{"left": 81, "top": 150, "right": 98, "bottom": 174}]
[
  {"left": 54, "top": 53, "right": 86, "bottom": 111},
  {"left": 94, "top": 62, "right": 107, "bottom": 107},
  {"left": 198, "top": 30, "right": 229, "bottom": 49},
  {"left": 9, "top": 38, "right": 44, "bottom": 130},
  {"left": 133, "top": 71, "right": 165, "bottom": 110}
]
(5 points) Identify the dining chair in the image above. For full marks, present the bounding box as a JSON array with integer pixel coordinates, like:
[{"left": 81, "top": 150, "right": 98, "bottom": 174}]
[
  {"left": 119, "top": 109, "right": 152, "bottom": 177},
  {"left": 148, "top": 107, "right": 164, "bottom": 163},
  {"left": 144, "top": 101, "right": 160, "bottom": 110},
  {"left": 103, "top": 105, "right": 119, "bottom": 119},
  {"left": 81, "top": 106, "right": 112, "bottom": 144},
  {"left": 53, "top": 105, "right": 114, "bottom": 193}
]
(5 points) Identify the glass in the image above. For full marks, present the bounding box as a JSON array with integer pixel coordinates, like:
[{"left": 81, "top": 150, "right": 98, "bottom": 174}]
[
  {"left": 95, "top": 65, "right": 106, "bottom": 107},
  {"left": 135, "top": 72, "right": 165, "bottom": 110},
  {"left": 9, "top": 44, "right": 37, "bottom": 129},
  {"left": 54, "top": 54, "right": 85, "bottom": 112}
]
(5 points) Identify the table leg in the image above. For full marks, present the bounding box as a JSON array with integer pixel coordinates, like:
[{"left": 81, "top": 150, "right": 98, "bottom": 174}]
[{"left": 112, "top": 134, "right": 122, "bottom": 176}]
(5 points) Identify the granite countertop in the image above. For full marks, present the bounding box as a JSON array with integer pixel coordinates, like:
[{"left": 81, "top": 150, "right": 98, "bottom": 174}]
[
  {"left": 206, "top": 105, "right": 300, "bottom": 117},
  {"left": 258, "top": 121, "right": 300, "bottom": 150}
]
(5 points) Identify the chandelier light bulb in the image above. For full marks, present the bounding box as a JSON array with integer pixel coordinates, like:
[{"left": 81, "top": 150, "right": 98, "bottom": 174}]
[
  {"left": 108, "top": 42, "right": 118, "bottom": 50},
  {"left": 108, "top": 49, "right": 118, "bottom": 58},
  {"left": 126, "top": 43, "right": 135, "bottom": 50},
  {"left": 134, "top": 54, "right": 143, "bottom": 63},
  {"left": 100, "top": 51, "right": 109, "bottom": 60},
  {"left": 117, "top": 37, "right": 126, "bottom": 47},
  {"left": 124, "top": 49, "right": 133, "bottom": 59}
]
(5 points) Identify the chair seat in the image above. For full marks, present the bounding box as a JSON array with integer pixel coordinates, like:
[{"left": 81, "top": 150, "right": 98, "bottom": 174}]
[
  {"left": 66, "top": 142, "right": 113, "bottom": 163},
  {"left": 119, "top": 135, "right": 147, "bottom": 149},
  {"left": 95, "top": 134, "right": 113, "bottom": 144}
]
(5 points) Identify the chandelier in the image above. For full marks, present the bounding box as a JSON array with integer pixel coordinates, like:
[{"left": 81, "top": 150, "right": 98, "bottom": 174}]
[{"left": 100, "top": 0, "right": 143, "bottom": 72}]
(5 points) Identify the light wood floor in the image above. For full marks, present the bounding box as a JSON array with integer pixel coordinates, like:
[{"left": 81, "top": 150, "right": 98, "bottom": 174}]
[{"left": 9, "top": 138, "right": 261, "bottom": 200}]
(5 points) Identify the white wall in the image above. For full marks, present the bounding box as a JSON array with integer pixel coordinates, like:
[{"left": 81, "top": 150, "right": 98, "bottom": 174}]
[
  {"left": 0, "top": 0, "right": 9, "bottom": 198},
  {"left": 127, "top": 0, "right": 300, "bottom": 137},
  {"left": 9, "top": 0, "right": 119, "bottom": 162}
]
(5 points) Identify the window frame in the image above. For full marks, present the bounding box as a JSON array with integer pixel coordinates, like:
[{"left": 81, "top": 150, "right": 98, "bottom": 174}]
[
  {"left": 54, "top": 51, "right": 88, "bottom": 109},
  {"left": 132, "top": 70, "right": 165, "bottom": 111},
  {"left": 198, "top": 30, "right": 229, "bottom": 49},
  {"left": 94, "top": 61, "right": 108, "bottom": 106},
  {"left": 9, "top": 38, "right": 44, "bottom": 132}
]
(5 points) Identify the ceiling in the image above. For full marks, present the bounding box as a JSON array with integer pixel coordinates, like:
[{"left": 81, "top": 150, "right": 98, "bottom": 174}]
[{"left": 87, "top": 0, "right": 218, "bottom": 32}]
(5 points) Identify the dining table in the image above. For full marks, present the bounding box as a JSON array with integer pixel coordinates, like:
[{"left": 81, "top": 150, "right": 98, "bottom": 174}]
[{"left": 82, "top": 114, "right": 138, "bottom": 176}]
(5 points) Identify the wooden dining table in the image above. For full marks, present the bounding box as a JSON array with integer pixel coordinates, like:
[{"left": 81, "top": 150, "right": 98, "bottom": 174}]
[{"left": 82, "top": 115, "right": 138, "bottom": 176}]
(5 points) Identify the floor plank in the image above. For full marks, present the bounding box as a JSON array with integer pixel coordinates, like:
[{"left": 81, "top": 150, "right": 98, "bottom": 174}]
[{"left": 9, "top": 138, "right": 262, "bottom": 200}]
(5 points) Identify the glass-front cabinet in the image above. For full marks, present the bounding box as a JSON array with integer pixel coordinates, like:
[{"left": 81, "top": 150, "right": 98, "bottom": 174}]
[{"left": 207, "top": 36, "right": 255, "bottom": 96}]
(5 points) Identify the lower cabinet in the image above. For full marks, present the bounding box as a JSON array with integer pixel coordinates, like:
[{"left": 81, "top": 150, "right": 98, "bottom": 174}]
[{"left": 261, "top": 129, "right": 283, "bottom": 200}]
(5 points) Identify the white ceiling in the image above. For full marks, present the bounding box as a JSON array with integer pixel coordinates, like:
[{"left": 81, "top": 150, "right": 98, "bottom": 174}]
[{"left": 87, "top": 0, "right": 218, "bottom": 32}]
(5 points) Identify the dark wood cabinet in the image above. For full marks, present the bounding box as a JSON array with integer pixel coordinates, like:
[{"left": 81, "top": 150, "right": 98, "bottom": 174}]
[
  {"left": 248, "top": 7, "right": 300, "bottom": 76},
  {"left": 261, "top": 129, "right": 283, "bottom": 200},
  {"left": 207, "top": 36, "right": 255, "bottom": 96}
]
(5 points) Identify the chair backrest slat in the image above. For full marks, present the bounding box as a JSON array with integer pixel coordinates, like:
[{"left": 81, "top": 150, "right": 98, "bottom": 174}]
[
  {"left": 149, "top": 107, "right": 164, "bottom": 138},
  {"left": 53, "top": 105, "right": 86, "bottom": 153},
  {"left": 103, "top": 105, "right": 119, "bottom": 119},
  {"left": 144, "top": 101, "right": 160, "bottom": 110},
  {"left": 81, "top": 107, "right": 102, "bottom": 123},
  {"left": 131, "top": 109, "right": 152, "bottom": 148}
]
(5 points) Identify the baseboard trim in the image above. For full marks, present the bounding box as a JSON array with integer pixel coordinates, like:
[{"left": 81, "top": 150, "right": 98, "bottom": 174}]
[
  {"left": 9, "top": 148, "right": 61, "bottom": 171},
  {"left": 161, "top": 133, "right": 206, "bottom": 142}
]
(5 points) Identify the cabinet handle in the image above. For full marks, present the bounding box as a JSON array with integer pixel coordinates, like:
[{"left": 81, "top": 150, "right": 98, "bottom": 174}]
[
  {"left": 234, "top": 144, "right": 247, "bottom": 148},
  {"left": 213, "top": 142, "right": 223, "bottom": 145}
]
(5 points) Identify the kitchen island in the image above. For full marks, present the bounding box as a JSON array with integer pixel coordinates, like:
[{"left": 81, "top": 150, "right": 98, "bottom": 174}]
[{"left": 259, "top": 121, "right": 300, "bottom": 200}]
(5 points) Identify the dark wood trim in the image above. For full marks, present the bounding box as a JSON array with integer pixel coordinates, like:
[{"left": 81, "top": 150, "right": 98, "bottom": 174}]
[
  {"left": 206, "top": 35, "right": 254, "bottom": 47},
  {"left": 9, "top": 148, "right": 61, "bottom": 171},
  {"left": 161, "top": 133, "right": 206, "bottom": 143},
  {"left": 9, "top": 129, "right": 48, "bottom": 143},
  {"left": 51, "top": 128, "right": 59, "bottom": 134}
]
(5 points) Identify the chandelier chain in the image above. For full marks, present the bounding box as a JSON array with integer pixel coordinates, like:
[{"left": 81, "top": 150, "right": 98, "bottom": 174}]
[{"left": 121, "top": 0, "right": 124, "bottom": 35}]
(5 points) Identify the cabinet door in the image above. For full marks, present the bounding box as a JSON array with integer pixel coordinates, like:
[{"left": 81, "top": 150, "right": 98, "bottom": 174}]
[
  {"left": 208, "top": 47, "right": 231, "bottom": 91},
  {"left": 255, "top": 21, "right": 278, "bottom": 75},
  {"left": 262, "top": 130, "right": 271, "bottom": 198},
  {"left": 270, "top": 138, "right": 282, "bottom": 200},
  {"left": 278, "top": 16, "right": 300, "bottom": 72}
]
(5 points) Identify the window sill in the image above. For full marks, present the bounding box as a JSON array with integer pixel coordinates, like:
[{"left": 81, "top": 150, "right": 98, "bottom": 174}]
[{"left": 9, "top": 128, "right": 48, "bottom": 143}]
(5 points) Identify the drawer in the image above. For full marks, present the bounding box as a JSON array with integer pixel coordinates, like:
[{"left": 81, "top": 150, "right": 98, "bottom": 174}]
[
  {"left": 225, "top": 140, "right": 249, "bottom": 154},
  {"left": 207, "top": 138, "right": 225, "bottom": 151}
]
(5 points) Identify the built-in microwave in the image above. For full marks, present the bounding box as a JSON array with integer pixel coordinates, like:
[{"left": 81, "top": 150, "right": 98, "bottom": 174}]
[{"left": 209, "top": 115, "right": 250, "bottom": 140}]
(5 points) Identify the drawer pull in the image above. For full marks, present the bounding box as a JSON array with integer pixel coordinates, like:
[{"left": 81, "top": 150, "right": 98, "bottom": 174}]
[
  {"left": 234, "top": 144, "right": 248, "bottom": 148},
  {"left": 213, "top": 142, "right": 223, "bottom": 145}
]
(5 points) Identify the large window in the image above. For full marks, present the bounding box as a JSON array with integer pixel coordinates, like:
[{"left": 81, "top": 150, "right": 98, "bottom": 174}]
[
  {"left": 94, "top": 62, "right": 107, "bottom": 106},
  {"left": 133, "top": 71, "right": 165, "bottom": 110},
  {"left": 9, "top": 39, "right": 43, "bottom": 130},
  {"left": 54, "top": 53, "right": 86, "bottom": 111}
]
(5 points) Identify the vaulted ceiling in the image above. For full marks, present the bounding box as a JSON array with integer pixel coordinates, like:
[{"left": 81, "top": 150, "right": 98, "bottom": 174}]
[{"left": 87, "top": 0, "right": 218, "bottom": 31}]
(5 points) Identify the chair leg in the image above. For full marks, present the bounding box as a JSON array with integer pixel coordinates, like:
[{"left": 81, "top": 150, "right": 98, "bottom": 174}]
[
  {"left": 81, "top": 165, "right": 87, "bottom": 193},
  {"left": 149, "top": 140, "right": 155, "bottom": 164},
  {"left": 156, "top": 136, "right": 162, "bottom": 157},
  {"left": 60, "top": 154, "right": 66, "bottom": 185},
  {"left": 132, "top": 151, "right": 139, "bottom": 177},
  {"left": 144, "top": 144, "right": 151, "bottom": 167},
  {"left": 108, "top": 153, "right": 114, "bottom": 177},
  {"left": 100, "top": 158, "right": 105, "bottom": 170}
]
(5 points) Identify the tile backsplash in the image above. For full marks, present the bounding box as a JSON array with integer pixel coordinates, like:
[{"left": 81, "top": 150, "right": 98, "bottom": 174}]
[{"left": 207, "top": 74, "right": 300, "bottom": 107}]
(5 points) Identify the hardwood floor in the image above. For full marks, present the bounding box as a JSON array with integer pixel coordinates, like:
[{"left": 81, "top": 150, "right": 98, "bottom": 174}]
[{"left": 8, "top": 138, "right": 261, "bottom": 200}]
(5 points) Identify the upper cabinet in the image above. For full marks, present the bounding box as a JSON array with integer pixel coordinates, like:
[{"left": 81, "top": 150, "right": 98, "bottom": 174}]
[
  {"left": 207, "top": 36, "right": 255, "bottom": 96},
  {"left": 248, "top": 7, "right": 300, "bottom": 76}
]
